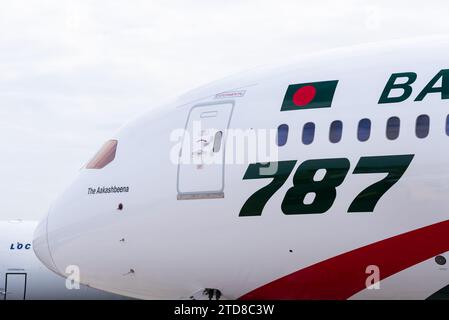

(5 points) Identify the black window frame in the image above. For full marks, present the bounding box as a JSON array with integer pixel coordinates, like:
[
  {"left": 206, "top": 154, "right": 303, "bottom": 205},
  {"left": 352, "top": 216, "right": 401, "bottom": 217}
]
[
  {"left": 386, "top": 116, "right": 400, "bottom": 140},
  {"left": 329, "top": 120, "right": 343, "bottom": 143},
  {"left": 302, "top": 122, "right": 315, "bottom": 145},
  {"left": 277, "top": 124, "right": 289, "bottom": 147},
  {"left": 446, "top": 115, "right": 449, "bottom": 136},
  {"left": 357, "top": 118, "right": 371, "bottom": 142},
  {"left": 415, "top": 114, "right": 430, "bottom": 139}
]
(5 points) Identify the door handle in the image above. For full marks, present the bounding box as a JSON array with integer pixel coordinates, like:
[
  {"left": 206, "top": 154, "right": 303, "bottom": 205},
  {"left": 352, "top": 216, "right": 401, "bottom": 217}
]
[{"left": 197, "top": 139, "right": 210, "bottom": 146}]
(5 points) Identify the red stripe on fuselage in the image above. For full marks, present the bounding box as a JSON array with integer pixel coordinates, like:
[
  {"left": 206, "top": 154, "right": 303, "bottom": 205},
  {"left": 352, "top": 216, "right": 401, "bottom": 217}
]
[{"left": 240, "top": 219, "right": 449, "bottom": 300}]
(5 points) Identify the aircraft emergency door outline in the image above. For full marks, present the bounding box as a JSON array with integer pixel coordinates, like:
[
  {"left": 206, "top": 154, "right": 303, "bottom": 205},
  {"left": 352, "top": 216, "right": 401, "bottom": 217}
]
[{"left": 177, "top": 101, "right": 234, "bottom": 200}]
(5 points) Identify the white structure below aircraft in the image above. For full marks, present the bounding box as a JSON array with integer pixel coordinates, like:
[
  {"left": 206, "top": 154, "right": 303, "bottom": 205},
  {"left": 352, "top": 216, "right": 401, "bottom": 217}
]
[{"left": 0, "top": 220, "right": 127, "bottom": 299}]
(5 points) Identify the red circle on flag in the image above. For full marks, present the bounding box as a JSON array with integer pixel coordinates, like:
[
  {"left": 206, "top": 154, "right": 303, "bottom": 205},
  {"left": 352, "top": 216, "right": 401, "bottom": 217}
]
[{"left": 292, "top": 85, "right": 317, "bottom": 107}]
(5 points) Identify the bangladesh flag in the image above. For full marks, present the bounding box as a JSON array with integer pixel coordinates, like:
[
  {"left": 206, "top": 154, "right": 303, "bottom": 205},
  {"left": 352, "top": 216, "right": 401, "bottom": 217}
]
[{"left": 280, "top": 80, "right": 339, "bottom": 111}]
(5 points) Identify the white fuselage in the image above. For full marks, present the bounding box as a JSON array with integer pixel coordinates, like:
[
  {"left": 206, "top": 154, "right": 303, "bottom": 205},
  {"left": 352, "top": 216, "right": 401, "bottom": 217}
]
[{"left": 35, "top": 38, "right": 449, "bottom": 300}]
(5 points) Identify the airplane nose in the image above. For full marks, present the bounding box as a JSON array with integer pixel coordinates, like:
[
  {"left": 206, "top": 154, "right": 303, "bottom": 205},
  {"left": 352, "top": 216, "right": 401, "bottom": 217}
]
[{"left": 33, "top": 216, "right": 60, "bottom": 275}]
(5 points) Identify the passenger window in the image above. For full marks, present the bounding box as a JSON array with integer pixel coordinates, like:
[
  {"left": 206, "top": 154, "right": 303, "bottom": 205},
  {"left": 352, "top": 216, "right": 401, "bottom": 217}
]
[
  {"left": 446, "top": 115, "right": 449, "bottom": 136},
  {"left": 358, "top": 118, "right": 371, "bottom": 142},
  {"left": 277, "top": 124, "right": 289, "bottom": 146},
  {"left": 329, "top": 120, "right": 343, "bottom": 143},
  {"left": 415, "top": 115, "right": 430, "bottom": 139},
  {"left": 302, "top": 122, "right": 315, "bottom": 145},
  {"left": 213, "top": 131, "right": 223, "bottom": 152},
  {"left": 86, "top": 140, "right": 118, "bottom": 169},
  {"left": 386, "top": 117, "right": 400, "bottom": 140}
]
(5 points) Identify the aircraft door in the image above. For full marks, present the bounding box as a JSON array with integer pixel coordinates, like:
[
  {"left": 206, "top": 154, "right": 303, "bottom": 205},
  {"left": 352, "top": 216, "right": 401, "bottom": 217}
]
[
  {"left": 177, "top": 102, "right": 234, "bottom": 199},
  {"left": 4, "top": 273, "right": 27, "bottom": 300}
]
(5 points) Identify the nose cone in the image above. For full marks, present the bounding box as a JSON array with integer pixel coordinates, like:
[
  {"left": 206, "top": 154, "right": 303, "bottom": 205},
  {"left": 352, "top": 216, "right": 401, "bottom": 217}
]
[{"left": 33, "top": 216, "right": 60, "bottom": 275}]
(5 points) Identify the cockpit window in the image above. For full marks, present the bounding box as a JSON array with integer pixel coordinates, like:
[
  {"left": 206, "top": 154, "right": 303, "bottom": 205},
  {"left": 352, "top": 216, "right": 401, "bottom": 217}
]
[{"left": 86, "top": 140, "right": 118, "bottom": 169}]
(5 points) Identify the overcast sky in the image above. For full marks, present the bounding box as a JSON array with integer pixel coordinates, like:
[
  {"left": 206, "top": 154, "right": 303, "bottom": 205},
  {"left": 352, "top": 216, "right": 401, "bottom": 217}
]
[{"left": 1, "top": 0, "right": 449, "bottom": 220}]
